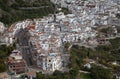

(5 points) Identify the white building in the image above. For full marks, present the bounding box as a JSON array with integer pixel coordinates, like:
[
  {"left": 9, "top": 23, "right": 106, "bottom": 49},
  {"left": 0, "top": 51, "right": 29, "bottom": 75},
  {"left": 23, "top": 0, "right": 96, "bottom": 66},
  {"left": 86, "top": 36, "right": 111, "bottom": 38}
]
[
  {"left": 0, "top": 22, "right": 5, "bottom": 33},
  {"left": 37, "top": 53, "right": 62, "bottom": 72}
]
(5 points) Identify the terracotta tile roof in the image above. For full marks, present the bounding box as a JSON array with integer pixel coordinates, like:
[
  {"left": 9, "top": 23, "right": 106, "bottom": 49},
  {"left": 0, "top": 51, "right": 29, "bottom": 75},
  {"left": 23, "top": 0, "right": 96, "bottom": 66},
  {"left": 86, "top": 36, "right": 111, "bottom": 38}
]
[
  {"left": 38, "top": 32, "right": 45, "bottom": 35},
  {"left": 26, "top": 25, "right": 35, "bottom": 31}
]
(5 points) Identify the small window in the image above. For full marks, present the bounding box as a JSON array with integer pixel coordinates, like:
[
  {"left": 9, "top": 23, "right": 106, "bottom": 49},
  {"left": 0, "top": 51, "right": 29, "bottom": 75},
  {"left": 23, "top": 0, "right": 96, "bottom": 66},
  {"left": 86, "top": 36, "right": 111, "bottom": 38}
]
[
  {"left": 10, "top": 66, "right": 12, "bottom": 68},
  {"left": 49, "top": 60, "right": 51, "bottom": 62}
]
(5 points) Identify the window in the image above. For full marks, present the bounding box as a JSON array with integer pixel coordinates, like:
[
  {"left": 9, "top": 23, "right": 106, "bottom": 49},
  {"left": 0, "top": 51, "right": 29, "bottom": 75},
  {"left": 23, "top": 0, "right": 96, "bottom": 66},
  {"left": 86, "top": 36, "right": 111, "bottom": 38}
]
[
  {"left": 49, "top": 60, "right": 51, "bottom": 62},
  {"left": 45, "top": 45, "right": 47, "bottom": 47},
  {"left": 10, "top": 66, "right": 12, "bottom": 68}
]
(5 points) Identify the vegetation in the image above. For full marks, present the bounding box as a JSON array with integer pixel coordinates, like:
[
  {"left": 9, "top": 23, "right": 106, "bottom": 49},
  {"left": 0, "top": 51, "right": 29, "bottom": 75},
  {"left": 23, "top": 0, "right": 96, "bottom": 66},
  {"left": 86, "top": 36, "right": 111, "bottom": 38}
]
[
  {"left": 0, "top": 44, "right": 16, "bottom": 73},
  {"left": 37, "top": 37, "right": 120, "bottom": 79},
  {"left": 91, "top": 66, "right": 113, "bottom": 79},
  {"left": 36, "top": 70, "right": 78, "bottom": 79},
  {"left": 79, "top": 73, "right": 92, "bottom": 79},
  {"left": 109, "top": 37, "right": 120, "bottom": 49},
  {"left": 0, "top": 0, "right": 55, "bottom": 26},
  {"left": 99, "top": 27, "right": 110, "bottom": 34},
  {"left": 116, "top": 27, "right": 120, "bottom": 33},
  {"left": 0, "top": 0, "right": 71, "bottom": 26},
  {"left": 37, "top": 38, "right": 120, "bottom": 79},
  {"left": 0, "top": 60, "right": 7, "bottom": 73},
  {"left": 116, "top": 13, "right": 120, "bottom": 19},
  {"left": 99, "top": 27, "right": 115, "bottom": 36},
  {"left": 36, "top": 45, "right": 93, "bottom": 79}
]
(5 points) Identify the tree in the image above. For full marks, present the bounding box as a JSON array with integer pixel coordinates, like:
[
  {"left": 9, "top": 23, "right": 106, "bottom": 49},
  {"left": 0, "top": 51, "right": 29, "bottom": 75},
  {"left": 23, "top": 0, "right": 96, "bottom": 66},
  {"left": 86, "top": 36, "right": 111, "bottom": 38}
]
[
  {"left": 69, "top": 68, "right": 79, "bottom": 79},
  {"left": 116, "top": 13, "right": 120, "bottom": 19},
  {"left": 36, "top": 72, "right": 45, "bottom": 79},
  {"left": 90, "top": 66, "right": 113, "bottom": 79},
  {"left": 0, "top": 45, "right": 15, "bottom": 73},
  {"left": 0, "top": 64, "right": 7, "bottom": 72}
]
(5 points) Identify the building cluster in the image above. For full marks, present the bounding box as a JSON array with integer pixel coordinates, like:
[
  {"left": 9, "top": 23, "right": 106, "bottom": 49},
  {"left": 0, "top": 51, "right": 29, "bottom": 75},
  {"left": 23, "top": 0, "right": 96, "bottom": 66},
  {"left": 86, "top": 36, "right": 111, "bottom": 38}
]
[
  {"left": 2, "top": 0, "right": 119, "bottom": 45},
  {"left": 6, "top": 50, "right": 26, "bottom": 74},
  {"left": 5, "top": 49, "right": 36, "bottom": 78},
  {"left": 0, "top": 20, "right": 31, "bottom": 45},
  {"left": 1, "top": 0, "right": 119, "bottom": 74},
  {"left": 52, "top": 0, "right": 120, "bottom": 45},
  {"left": 3, "top": 11, "right": 97, "bottom": 72},
  {"left": 56, "top": 0, "right": 119, "bottom": 26},
  {"left": 27, "top": 12, "right": 96, "bottom": 72}
]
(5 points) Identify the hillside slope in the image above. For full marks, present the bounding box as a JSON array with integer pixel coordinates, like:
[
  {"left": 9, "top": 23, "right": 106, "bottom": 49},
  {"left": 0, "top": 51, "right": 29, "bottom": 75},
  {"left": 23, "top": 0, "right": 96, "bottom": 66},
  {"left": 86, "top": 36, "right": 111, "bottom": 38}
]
[{"left": 0, "top": 0, "right": 55, "bottom": 26}]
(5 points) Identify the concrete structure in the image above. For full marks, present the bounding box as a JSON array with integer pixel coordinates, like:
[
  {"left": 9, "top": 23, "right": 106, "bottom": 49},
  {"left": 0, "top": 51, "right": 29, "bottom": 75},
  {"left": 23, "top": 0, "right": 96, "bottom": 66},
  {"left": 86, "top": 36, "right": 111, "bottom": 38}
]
[
  {"left": 37, "top": 53, "right": 62, "bottom": 71},
  {"left": 6, "top": 50, "right": 26, "bottom": 74},
  {"left": 0, "top": 22, "right": 5, "bottom": 33}
]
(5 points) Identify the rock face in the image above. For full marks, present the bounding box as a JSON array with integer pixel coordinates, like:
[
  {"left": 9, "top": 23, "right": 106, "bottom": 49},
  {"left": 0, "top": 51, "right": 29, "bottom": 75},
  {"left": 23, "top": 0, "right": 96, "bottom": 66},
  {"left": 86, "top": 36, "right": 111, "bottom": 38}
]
[{"left": 0, "top": 22, "right": 5, "bottom": 33}]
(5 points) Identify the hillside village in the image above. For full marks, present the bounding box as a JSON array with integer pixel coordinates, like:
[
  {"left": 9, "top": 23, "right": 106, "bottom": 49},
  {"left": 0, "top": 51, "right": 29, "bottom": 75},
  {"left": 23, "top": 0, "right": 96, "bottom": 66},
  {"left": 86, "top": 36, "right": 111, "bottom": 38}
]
[{"left": 0, "top": 0, "right": 120, "bottom": 79}]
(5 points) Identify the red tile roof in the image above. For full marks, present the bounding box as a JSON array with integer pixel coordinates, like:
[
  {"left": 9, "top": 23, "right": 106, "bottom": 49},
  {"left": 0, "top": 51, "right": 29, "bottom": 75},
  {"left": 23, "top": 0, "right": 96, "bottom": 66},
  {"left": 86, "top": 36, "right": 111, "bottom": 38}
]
[{"left": 26, "top": 25, "right": 35, "bottom": 31}]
